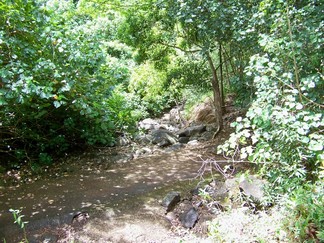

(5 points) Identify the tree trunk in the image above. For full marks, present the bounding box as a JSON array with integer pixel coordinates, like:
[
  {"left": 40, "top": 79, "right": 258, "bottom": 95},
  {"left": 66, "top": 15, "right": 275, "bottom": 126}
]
[
  {"left": 206, "top": 52, "right": 223, "bottom": 135},
  {"left": 219, "top": 43, "right": 225, "bottom": 110}
]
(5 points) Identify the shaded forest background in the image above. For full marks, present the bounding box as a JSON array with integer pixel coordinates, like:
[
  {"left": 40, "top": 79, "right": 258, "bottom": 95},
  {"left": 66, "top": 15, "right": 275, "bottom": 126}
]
[{"left": 0, "top": 0, "right": 323, "bottom": 241}]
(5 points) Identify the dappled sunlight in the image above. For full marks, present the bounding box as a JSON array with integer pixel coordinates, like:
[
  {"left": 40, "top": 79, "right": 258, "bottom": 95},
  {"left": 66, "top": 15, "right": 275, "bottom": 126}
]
[{"left": 0, "top": 142, "right": 216, "bottom": 242}]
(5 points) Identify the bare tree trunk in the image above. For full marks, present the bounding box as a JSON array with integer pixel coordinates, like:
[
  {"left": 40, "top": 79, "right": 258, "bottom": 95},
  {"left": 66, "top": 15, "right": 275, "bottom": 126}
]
[
  {"left": 219, "top": 43, "right": 225, "bottom": 110},
  {"left": 206, "top": 52, "right": 223, "bottom": 136}
]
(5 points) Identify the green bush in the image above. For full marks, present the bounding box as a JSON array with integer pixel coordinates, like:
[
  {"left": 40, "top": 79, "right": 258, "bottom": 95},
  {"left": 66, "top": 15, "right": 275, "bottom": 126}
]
[
  {"left": 217, "top": 1, "right": 323, "bottom": 241},
  {"left": 284, "top": 182, "right": 324, "bottom": 242},
  {"left": 218, "top": 0, "right": 323, "bottom": 195},
  {"left": 0, "top": 0, "right": 134, "bottom": 167},
  {"left": 128, "top": 62, "right": 173, "bottom": 117}
]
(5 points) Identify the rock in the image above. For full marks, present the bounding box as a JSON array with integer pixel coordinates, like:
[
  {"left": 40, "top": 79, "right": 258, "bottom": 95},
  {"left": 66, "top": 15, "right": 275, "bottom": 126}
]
[
  {"left": 138, "top": 118, "right": 160, "bottom": 131},
  {"left": 116, "top": 135, "right": 131, "bottom": 146},
  {"left": 178, "top": 137, "right": 190, "bottom": 144},
  {"left": 187, "top": 140, "right": 199, "bottom": 146},
  {"left": 179, "top": 207, "right": 199, "bottom": 228},
  {"left": 72, "top": 212, "right": 90, "bottom": 224},
  {"left": 165, "top": 143, "right": 184, "bottom": 152},
  {"left": 223, "top": 175, "right": 267, "bottom": 209},
  {"left": 161, "top": 191, "right": 181, "bottom": 212},
  {"left": 148, "top": 129, "right": 178, "bottom": 146},
  {"left": 200, "top": 131, "right": 215, "bottom": 141},
  {"left": 190, "top": 99, "right": 217, "bottom": 124},
  {"left": 178, "top": 125, "right": 206, "bottom": 137},
  {"left": 239, "top": 175, "right": 266, "bottom": 202},
  {"left": 134, "top": 134, "right": 151, "bottom": 145}
]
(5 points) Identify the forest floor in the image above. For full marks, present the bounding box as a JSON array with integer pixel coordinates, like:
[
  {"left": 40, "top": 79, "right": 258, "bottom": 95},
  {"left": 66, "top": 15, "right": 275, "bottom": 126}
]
[
  {"left": 1, "top": 136, "right": 288, "bottom": 242},
  {"left": 0, "top": 104, "right": 288, "bottom": 242}
]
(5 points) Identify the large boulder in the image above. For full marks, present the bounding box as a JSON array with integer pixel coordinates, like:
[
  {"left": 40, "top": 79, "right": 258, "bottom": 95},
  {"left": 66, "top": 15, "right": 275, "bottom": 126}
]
[
  {"left": 190, "top": 99, "right": 217, "bottom": 124},
  {"left": 138, "top": 118, "right": 160, "bottom": 131},
  {"left": 148, "top": 129, "right": 178, "bottom": 147},
  {"left": 239, "top": 175, "right": 266, "bottom": 202},
  {"left": 177, "top": 125, "right": 206, "bottom": 138}
]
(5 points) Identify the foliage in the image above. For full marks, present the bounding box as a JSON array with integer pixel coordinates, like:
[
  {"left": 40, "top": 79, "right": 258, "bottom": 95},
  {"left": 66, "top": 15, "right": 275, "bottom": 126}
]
[
  {"left": 9, "top": 209, "right": 28, "bottom": 243},
  {"left": 218, "top": 0, "right": 323, "bottom": 240},
  {"left": 0, "top": 0, "right": 135, "bottom": 167},
  {"left": 127, "top": 62, "right": 171, "bottom": 117},
  {"left": 283, "top": 182, "right": 324, "bottom": 242},
  {"left": 166, "top": 56, "right": 211, "bottom": 92},
  {"left": 218, "top": 0, "right": 323, "bottom": 194},
  {"left": 119, "top": 0, "right": 262, "bottom": 130}
]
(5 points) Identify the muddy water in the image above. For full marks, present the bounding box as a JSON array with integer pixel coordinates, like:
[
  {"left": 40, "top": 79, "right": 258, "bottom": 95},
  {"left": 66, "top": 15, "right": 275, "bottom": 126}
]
[{"left": 0, "top": 144, "right": 217, "bottom": 242}]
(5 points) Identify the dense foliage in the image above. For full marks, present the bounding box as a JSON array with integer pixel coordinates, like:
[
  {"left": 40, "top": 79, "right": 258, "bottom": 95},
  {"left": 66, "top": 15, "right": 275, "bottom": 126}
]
[
  {"left": 218, "top": 1, "right": 323, "bottom": 241},
  {"left": 120, "top": 0, "right": 263, "bottom": 131},
  {"left": 0, "top": 0, "right": 135, "bottom": 168}
]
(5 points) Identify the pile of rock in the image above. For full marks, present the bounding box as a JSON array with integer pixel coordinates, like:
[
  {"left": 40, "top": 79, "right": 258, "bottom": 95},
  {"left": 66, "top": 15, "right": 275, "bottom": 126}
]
[
  {"left": 134, "top": 102, "right": 219, "bottom": 150},
  {"left": 161, "top": 175, "right": 268, "bottom": 231}
]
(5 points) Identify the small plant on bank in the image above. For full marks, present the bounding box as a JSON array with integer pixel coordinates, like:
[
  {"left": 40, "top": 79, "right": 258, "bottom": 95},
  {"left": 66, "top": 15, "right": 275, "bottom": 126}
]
[
  {"left": 9, "top": 209, "right": 29, "bottom": 243},
  {"left": 283, "top": 182, "right": 324, "bottom": 242}
]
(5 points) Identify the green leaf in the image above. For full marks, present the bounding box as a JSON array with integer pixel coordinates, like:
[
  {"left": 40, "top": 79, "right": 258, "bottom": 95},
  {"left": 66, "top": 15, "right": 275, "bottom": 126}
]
[{"left": 309, "top": 140, "right": 323, "bottom": 151}]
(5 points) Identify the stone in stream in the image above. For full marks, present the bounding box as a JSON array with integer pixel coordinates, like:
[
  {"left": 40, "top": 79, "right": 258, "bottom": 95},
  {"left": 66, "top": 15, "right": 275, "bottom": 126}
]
[
  {"left": 138, "top": 118, "right": 160, "bottom": 131},
  {"left": 239, "top": 175, "right": 267, "bottom": 208},
  {"left": 179, "top": 207, "right": 199, "bottom": 228},
  {"left": 178, "top": 136, "right": 190, "bottom": 144},
  {"left": 71, "top": 212, "right": 90, "bottom": 225},
  {"left": 177, "top": 125, "right": 206, "bottom": 137},
  {"left": 148, "top": 129, "right": 178, "bottom": 147},
  {"left": 161, "top": 191, "right": 181, "bottom": 212}
]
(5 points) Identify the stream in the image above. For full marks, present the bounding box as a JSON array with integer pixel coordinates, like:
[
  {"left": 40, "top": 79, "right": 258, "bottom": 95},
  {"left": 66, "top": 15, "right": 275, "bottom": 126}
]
[{"left": 0, "top": 141, "right": 219, "bottom": 242}]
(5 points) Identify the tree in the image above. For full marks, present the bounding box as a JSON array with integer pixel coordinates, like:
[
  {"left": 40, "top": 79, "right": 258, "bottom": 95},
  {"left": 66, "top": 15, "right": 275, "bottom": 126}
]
[{"left": 119, "top": 0, "right": 260, "bottom": 133}]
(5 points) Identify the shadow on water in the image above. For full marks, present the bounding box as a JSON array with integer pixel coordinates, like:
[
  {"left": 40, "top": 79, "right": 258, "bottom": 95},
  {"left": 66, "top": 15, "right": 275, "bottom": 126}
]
[{"left": 0, "top": 144, "right": 217, "bottom": 242}]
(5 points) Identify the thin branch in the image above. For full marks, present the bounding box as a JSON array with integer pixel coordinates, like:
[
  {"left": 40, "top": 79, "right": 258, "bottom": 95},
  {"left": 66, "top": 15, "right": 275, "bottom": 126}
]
[
  {"left": 156, "top": 41, "right": 201, "bottom": 53},
  {"left": 286, "top": 4, "right": 302, "bottom": 102},
  {"left": 192, "top": 156, "right": 253, "bottom": 181}
]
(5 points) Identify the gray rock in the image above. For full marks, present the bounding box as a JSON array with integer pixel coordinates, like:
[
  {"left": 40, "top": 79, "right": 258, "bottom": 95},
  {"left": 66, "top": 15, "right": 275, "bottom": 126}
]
[
  {"left": 187, "top": 140, "right": 199, "bottom": 146},
  {"left": 138, "top": 118, "right": 160, "bottom": 131},
  {"left": 165, "top": 143, "right": 184, "bottom": 152},
  {"left": 179, "top": 207, "right": 199, "bottom": 228},
  {"left": 200, "top": 131, "right": 215, "bottom": 141},
  {"left": 161, "top": 191, "right": 181, "bottom": 212},
  {"left": 178, "top": 125, "right": 206, "bottom": 137},
  {"left": 178, "top": 137, "right": 190, "bottom": 144},
  {"left": 239, "top": 175, "right": 265, "bottom": 202},
  {"left": 149, "top": 129, "right": 178, "bottom": 146},
  {"left": 134, "top": 134, "right": 151, "bottom": 144}
]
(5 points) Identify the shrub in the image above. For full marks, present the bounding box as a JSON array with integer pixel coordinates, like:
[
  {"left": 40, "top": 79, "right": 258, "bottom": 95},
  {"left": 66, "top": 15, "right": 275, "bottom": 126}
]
[{"left": 0, "top": 0, "right": 134, "bottom": 167}]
